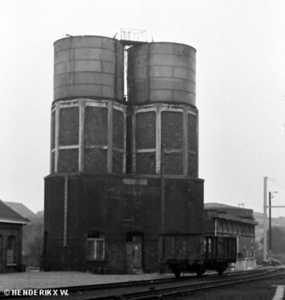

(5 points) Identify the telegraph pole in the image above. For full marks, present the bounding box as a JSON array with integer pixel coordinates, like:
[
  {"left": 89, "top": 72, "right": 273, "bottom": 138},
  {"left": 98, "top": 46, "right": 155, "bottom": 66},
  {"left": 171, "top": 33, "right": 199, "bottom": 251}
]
[
  {"left": 269, "top": 191, "right": 272, "bottom": 258},
  {"left": 263, "top": 177, "right": 285, "bottom": 261},
  {"left": 161, "top": 143, "right": 165, "bottom": 234},
  {"left": 268, "top": 190, "right": 279, "bottom": 259},
  {"left": 159, "top": 143, "right": 165, "bottom": 274},
  {"left": 263, "top": 177, "right": 268, "bottom": 261}
]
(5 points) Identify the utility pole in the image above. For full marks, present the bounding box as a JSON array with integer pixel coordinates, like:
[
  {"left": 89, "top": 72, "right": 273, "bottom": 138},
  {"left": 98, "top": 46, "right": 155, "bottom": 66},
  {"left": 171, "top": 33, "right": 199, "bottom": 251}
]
[
  {"left": 159, "top": 143, "right": 165, "bottom": 274},
  {"left": 263, "top": 177, "right": 268, "bottom": 261},
  {"left": 263, "top": 177, "right": 284, "bottom": 261},
  {"left": 268, "top": 191, "right": 278, "bottom": 259},
  {"left": 161, "top": 143, "right": 165, "bottom": 234},
  {"left": 269, "top": 191, "right": 272, "bottom": 258}
]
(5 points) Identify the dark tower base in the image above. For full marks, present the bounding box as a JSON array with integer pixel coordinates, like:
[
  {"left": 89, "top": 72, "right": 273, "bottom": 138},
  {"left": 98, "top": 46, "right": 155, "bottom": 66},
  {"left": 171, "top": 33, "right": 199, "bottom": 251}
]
[{"left": 43, "top": 173, "right": 203, "bottom": 273}]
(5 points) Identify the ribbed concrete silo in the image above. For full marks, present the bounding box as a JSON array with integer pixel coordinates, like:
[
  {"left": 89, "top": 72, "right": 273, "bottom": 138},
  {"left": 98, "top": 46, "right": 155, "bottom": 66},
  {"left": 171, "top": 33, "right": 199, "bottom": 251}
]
[
  {"left": 127, "top": 42, "right": 198, "bottom": 177},
  {"left": 51, "top": 36, "right": 126, "bottom": 174}
]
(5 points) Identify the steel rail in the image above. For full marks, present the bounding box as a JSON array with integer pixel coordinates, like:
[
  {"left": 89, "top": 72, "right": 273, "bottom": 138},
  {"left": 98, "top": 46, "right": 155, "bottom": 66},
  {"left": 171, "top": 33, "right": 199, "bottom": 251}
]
[
  {"left": 0, "top": 275, "right": 193, "bottom": 297},
  {"left": 52, "top": 268, "right": 271, "bottom": 295},
  {"left": 0, "top": 269, "right": 254, "bottom": 296},
  {"left": 84, "top": 268, "right": 284, "bottom": 300},
  {"left": 0, "top": 268, "right": 278, "bottom": 299}
]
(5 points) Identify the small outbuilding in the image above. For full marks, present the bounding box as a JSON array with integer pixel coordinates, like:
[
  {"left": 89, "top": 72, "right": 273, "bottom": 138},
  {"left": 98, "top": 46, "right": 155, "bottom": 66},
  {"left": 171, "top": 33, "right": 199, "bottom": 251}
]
[
  {"left": 0, "top": 200, "right": 29, "bottom": 272},
  {"left": 204, "top": 203, "right": 258, "bottom": 270}
]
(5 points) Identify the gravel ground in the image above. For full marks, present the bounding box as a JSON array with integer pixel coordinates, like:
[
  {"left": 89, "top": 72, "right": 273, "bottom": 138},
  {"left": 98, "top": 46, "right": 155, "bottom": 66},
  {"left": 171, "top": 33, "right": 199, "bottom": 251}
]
[
  {"left": 176, "top": 274, "right": 285, "bottom": 300},
  {"left": 0, "top": 271, "right": 173, "bottom": 290}
]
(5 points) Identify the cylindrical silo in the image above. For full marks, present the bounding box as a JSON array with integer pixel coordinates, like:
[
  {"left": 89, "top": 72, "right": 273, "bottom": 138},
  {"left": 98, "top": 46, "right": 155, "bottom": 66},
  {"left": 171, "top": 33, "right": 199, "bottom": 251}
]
[
  {"left": 51, "top": 36, "right": 126, "bottom": 174},
  {"left": 128, "top": 42, "right": 196, "bottom": 106},
  {"left": 54, "top": 35, "right": 124, "bottom": 101},
  {"left": 127, "top": 42, "right": 198, "bottom": 177}
]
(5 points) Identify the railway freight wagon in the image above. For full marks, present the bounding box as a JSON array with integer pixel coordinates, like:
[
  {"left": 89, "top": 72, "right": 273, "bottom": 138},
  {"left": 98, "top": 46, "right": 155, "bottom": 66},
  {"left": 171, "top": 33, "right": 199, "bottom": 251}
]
[
  {"left": 160, "top": 234, "right": 237, "bottom": 277},
  {"left": 204, "top": 235, "right": 237, "bottom": 275}
]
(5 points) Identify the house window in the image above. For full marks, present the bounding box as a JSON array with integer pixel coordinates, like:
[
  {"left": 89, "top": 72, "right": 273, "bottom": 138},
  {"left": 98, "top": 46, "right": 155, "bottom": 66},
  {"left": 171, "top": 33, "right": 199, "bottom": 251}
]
[
  {"left": 7, "top": 236, "right": 16, "bottom": 265},
  {"left": 87, "top": 232, "right": 105, "bottom": 260}
]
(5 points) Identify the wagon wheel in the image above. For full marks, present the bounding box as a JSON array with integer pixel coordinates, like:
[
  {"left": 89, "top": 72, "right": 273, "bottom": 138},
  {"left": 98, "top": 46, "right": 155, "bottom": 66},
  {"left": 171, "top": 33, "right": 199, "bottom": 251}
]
[
  {"left": 174, "top": 269, "right": 181, "bottom": 278},
  {"left": 196, "top": 265, "right": 203, "bottom": 277}
]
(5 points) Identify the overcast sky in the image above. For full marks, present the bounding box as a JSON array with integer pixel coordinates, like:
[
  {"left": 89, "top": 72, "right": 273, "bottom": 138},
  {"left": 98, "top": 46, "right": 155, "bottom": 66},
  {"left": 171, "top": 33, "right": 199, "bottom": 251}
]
[{"left": 1, "top": 0, "right": 285, "bottom": 217}]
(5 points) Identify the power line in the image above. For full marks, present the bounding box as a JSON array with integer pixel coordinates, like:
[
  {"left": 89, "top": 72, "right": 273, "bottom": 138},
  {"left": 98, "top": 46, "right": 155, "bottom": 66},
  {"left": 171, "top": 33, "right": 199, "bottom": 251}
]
[{"left": 267, "top": 177, "right": 285, "bottom": 189}]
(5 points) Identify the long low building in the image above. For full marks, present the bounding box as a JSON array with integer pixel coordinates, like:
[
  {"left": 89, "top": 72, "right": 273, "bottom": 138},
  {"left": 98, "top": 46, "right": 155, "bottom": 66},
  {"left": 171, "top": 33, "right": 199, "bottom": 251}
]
[{"left": 204, "top": 202, "right": 258, "bottom": 270}]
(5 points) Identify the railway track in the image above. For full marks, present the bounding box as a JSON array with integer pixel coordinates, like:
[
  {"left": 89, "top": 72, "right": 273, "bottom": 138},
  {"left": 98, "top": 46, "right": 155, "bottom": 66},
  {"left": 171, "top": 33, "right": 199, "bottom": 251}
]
[
  {"left": 2, "top": 268, "right": 283, "bottom": 299},
  {"left": 42, "top": 268, "right": 274, "bottom": 294},
  {"left": 0, "top": 275, "right": 194, "bottom": 298},
  {"left": 0, "top": 270, "right": 235, "bottom": 297},
  {"left": 77, "top": 268, "right": 284, "bottom": 300}
]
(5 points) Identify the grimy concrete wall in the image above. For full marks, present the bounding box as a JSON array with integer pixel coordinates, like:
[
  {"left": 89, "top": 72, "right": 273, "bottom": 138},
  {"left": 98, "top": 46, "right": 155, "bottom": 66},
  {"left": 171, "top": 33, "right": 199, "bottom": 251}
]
[{"left": 44, "top": 174, "right": 204, "bottom": 273}]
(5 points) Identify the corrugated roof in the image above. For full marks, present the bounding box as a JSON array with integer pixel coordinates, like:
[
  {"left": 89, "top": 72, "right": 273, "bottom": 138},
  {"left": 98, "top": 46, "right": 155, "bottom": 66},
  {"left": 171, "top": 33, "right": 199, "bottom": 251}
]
[{"left": 204, "top": 203, "right": 239, "bottom": 209}]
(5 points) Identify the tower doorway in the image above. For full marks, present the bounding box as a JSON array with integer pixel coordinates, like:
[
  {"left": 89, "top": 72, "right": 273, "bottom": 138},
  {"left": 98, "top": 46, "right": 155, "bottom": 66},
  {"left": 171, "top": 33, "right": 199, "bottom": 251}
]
[{"left": 126, "top": 232, "right": 143, "bottom": 274}]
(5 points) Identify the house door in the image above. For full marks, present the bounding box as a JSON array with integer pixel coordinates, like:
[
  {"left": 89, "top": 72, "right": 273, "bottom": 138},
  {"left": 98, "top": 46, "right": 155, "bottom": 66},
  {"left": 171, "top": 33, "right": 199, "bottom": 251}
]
[{"left": 126, "top": 233, "right": 143, "bottom": 274}]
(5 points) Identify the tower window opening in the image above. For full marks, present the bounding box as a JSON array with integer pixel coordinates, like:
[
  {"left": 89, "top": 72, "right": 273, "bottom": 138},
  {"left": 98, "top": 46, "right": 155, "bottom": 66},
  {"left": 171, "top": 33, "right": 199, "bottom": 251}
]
[{"left": 87, "top": 232, "right": 105, "bottom": 260}]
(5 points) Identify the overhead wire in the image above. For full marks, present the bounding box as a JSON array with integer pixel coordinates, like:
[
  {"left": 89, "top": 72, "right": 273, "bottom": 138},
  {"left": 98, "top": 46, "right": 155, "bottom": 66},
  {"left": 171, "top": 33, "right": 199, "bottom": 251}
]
[{"left": 268, "top": 177, "right": 285, "bottom": 190}]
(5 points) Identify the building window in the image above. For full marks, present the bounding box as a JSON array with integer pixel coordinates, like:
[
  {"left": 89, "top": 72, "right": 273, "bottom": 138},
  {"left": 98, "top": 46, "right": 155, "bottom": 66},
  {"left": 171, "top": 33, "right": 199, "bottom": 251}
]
[
  {"left": 228, "top": 222, "right": 232, "bottom": 233},
  {"left": 238, "top": 224, "right": 241, "bottom": 234},
  {"left": 87, "top": 232, "right": 105, "bottom": 260},
  {"left": 225, "top": 221, "right": 228, "bottom": 233},
  {"left": 7, "top": 236, "right": 16, "bottom": 265},
  {"left": 219, "top": 220, "right": 223, "bottom": 232}
]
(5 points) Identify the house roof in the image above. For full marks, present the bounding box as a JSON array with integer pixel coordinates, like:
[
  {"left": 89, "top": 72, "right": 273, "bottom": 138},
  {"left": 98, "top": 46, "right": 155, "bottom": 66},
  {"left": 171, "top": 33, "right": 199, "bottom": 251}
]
[
  {"left": 5, "top": 201, "right": 37, "bottom": 220},
  {"left": 0, "top": 200, "right": 29, "bottom": 225},
  {"left": 204, "top": 202, "right": 240, "bottom": 209}
]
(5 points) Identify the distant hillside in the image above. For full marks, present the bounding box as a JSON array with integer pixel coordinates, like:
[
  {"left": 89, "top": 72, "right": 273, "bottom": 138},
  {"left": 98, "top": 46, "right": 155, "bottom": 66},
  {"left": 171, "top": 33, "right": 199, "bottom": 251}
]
[
  {"left": 36, "top": 210, "right": 44, "bottom": 218},
  {"left": 254, "top": 212, "right": 285, "bottom": 241}
]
